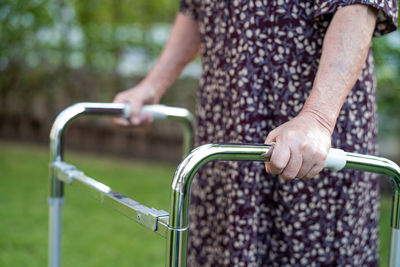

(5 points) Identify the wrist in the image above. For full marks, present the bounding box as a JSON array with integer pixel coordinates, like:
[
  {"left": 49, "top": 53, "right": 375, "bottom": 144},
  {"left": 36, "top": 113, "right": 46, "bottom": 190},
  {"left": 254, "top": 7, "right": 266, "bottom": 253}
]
[
  {"left": 301, "top": 85, "right": 344, "bottom": 134},
  {"left": 137, "top": 79, "right": 166, "bottom": 104},
  {"left": 299, "top": 107, "right": 336, "bottom": 135}
]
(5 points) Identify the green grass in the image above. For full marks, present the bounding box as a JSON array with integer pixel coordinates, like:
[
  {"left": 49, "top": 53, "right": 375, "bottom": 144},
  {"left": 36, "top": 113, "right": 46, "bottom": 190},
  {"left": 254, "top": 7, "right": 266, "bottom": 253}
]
[
  {"left": 0, "top": 141, "right": 174, "bottom": 267},
  {"left": 0, "top": 141, "right": 394, "bottom": 266}
]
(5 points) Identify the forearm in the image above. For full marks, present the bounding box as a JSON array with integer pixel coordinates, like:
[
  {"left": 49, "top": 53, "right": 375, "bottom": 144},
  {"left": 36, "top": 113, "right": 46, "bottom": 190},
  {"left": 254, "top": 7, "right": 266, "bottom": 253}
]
[
  {"left": 141, "top": 13, "right": 201, "bottom": 100},
  {"left": 302, "top": 4, "right": 378, "bottom": 133}
]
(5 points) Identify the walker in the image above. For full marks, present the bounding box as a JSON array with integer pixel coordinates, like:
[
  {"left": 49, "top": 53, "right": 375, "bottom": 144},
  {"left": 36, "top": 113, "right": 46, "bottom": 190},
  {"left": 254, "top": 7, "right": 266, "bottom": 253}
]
[{"left": 48, "top": 102, "right": 400, "bottom": 266}]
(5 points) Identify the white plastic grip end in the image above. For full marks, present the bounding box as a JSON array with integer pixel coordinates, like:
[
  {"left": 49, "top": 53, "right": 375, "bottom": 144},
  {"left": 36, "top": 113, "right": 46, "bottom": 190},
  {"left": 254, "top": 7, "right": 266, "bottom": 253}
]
[
  {"left": 324, "top": 148, "right": 347, "bottom": 171},
  {"left": 121, "top": 104, "right": 168, "bottom": 120},
  {"left": 141, "top": 105, "right": 168, "bottom": 120},
  {"left": 122, "top": 103, "right": 131, "bottom": 119}
]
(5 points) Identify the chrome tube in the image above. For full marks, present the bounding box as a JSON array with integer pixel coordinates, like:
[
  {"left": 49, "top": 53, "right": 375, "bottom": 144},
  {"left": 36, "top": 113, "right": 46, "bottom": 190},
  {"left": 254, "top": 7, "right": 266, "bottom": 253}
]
[
  {"left": 51, "top": 161, "right": 170, "bottom": 238},
  {"left": 49, "top": 102, "right": 195, "bottom": 163},
  {"left": 49, "top": 102, "right": 195, "bottom": 196},
  {"left": 48, "top": 197, "right": 64, "bottom": 267},
  {"left": 48, "top": 103, "right": 129, "bottom": 267},
  {"left": 166, "top": 143, "right": 400, "bottom": 267},
  {"left": 390, "top": 228, "right": 400, "bottom": 267},
  {"left": 344, "top": 152, "right": 400, "bottom": 229},
  {"left": 166, "top": 144, "right": 274, "bottom": 267},
  {"left": 49, "top": 102, "right": 129, "bottom": 196},
  {"left": 48, "top": 102, "right": 194, "bottom": 267},
  {"left": 344, "top": 152, "right": 400, "bottom": 267},
  {"left": 141, "top": 105, "right": 195, "bottom": 157}
]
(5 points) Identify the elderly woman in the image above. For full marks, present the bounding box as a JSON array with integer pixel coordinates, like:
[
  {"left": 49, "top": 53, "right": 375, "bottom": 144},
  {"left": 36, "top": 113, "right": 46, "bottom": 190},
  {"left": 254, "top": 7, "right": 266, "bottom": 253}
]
[{"left": 113, "top": 1, "right": 398, "bottom": 265}]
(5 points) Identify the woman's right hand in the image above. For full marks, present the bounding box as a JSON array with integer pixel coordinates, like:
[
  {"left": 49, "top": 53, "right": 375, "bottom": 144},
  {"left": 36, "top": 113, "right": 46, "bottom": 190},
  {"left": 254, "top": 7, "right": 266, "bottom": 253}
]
[{"left": 111, "top": 83, "right": 161, "bottom": 126}]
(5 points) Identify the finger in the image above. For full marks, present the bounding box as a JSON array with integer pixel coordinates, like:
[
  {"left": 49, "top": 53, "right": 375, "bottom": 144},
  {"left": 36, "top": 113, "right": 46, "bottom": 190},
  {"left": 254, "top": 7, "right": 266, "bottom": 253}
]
[
  {"left": 280, "top": 147, "right": 303, "bottom": 180},
  {"left": 296, "top": 154, "right": 315, "bottom": 178},
  {"left": 128, "top": 99, "right": 143, "bottom": 125},
  {"left": 298, "top": 147, "right": 328, "bottom": 178},
  {"left": 280, "top": 148, "right": 302, "bottom": 180},
  {"left": 111, "top": 94, "right": 131, "bottom": 126},
  {"left": 263, "top": 159, "right": 272, "bottom": 174},
  {"left": 264, "top": 132, "right": 277, "bottom": 173},
  {"left": 111, "top": 117, "right": 130, "bottom": 126},
  {"left": 269, "top": 141, "right": 290, "bottom": 175},
  {"left": 261, "top": 143, "right": 275, "bottom": 161},
  {"left": 262, "top": 143, "right": 275, "bottom": 173},
  {"left": 265, "top": 129, "right": 278, "bottom": 144},
  {"left": 140, "top": 113, "right": 153, "bottom": 125},
  {"left": 304, "top": 163, "right": 324, "bottom": 180}
]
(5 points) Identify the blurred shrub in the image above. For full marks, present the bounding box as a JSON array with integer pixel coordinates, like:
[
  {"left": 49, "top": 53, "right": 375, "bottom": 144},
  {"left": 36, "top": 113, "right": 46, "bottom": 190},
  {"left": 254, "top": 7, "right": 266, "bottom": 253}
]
[
  {"left": 0, "top": 0, "right": 399, "bottom": 141},
  {"left": 373, "top": 30, "right": 400, "bottom": 136},
  {"left": 0, "top": 0, "right": 180, "bottom": 119}
]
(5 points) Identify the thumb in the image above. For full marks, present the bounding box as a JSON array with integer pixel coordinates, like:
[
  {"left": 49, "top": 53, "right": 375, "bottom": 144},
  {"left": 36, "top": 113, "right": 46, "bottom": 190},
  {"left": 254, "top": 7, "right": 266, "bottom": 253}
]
[
  {"left": 263, "top": 130, "right": 278, "bottom": 163},
  {"left": 265, "top": 129, "right": 278, "bottom": 144},
  {"left": 129, "top": 99, "right": 144, "bottom": 125}
]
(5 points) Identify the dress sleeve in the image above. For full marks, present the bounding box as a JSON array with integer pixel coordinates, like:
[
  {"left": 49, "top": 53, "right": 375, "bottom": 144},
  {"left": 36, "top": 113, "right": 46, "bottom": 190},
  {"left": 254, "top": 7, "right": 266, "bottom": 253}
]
[
  {"left": 313, "top": 0, "right": 398, "bottom": 36},
  {"left": 180, "top": 0, "right": 198, "bottom": 21}
]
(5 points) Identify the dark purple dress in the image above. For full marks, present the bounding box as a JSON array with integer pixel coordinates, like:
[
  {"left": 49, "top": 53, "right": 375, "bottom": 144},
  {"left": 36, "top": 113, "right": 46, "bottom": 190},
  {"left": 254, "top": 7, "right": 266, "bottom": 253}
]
[{"left": 180, "top": 0, "right": 398, "bottom": 266}]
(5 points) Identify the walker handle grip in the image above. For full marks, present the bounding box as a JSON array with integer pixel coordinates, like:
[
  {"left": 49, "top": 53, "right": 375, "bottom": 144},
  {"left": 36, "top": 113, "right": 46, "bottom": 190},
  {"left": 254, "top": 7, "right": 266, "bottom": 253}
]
[
  {"left": 122, "top": 104, "right": 173, "bottom": 120},
  {"left": 324, "top": 148, "right": 347, "bottom": 171},
  {"left": 141, "top": 105, "right": 169, "bottom": 120}
]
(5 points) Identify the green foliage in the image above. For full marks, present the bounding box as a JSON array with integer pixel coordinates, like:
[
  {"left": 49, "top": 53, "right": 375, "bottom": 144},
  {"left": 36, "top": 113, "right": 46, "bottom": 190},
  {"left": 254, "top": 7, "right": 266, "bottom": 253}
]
[
  {"left": 0, "top": 0, "right": 178, "bottom": 71},
  {"left": 0, "top": 0, "right": 182, "bottom": 122},
  {"left": 373, "top": 34, "right": 400, "bottom": 113},
  {"left": 0, "top": 0, "right": 399, "bottom": 137},
  {"left": 373, "top": 31, "right": 400, "bottom": 134}
]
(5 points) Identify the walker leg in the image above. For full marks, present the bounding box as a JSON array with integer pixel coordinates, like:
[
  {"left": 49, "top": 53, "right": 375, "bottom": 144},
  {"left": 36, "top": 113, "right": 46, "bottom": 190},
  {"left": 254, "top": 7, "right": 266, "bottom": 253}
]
[
  {"left": 389, "top": 228, "right": 400, "bottom": 267},
  {"left": 166, "top": 228, "right": 188, "bottom": 267},
  {"left": 389, "top": 188, "right": 400, "bottom": 267},
  {"left": 48, "top": 197, "right": 64, "bottom": 267}
]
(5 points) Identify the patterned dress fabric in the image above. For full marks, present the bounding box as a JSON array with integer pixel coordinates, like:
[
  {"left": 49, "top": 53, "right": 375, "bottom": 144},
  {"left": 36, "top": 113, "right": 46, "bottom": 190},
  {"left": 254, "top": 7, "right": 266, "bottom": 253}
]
[{"left": 179, "top": 0, "right": 398, "bottom": 266}]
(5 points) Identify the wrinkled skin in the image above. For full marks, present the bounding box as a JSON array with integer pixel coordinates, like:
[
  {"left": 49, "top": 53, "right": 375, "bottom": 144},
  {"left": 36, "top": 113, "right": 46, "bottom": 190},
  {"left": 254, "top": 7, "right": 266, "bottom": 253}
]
[{"left": 263, "top": 4, "right": 377, "bottom": 179}]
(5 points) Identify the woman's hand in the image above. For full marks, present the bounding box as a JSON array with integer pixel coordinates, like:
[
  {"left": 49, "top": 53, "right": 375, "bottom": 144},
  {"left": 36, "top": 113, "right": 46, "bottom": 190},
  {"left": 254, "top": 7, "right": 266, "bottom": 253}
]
[
  {"left": 111, "top": 13, "right": 200, "bottom": 127},
  {"left": 111, "top": 83, "right": 160, "bottom": 126},
  {"left": 264, "top": 111, "right": 332, "bottom": 180},
  {"left": 263, "top": 4, "right": 378, "bottom": 180}
]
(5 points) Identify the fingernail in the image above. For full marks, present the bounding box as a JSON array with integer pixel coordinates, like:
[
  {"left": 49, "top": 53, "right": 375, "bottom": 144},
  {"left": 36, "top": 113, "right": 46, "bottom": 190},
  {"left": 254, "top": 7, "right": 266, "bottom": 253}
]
[
  {"left": 114, "top": 118, "right": 128, "bottom": 126},
  {"left": 131, "top": 117, "right": 140, "bottom": 125},
  {"left": 261, "top": 152, "right": 271, "bottom": 161},
  {"left": 261, "top": 145, "right": 274, "bottom": 161},
  {"left": 120, "top": 119, "right": 129, "bottom": 126}
]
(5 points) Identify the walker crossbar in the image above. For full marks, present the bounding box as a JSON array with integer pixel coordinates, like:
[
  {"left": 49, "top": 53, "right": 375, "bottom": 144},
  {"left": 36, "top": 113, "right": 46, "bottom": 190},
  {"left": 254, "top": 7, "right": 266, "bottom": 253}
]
[
  {"left": 51, "top": 161, "right": 170, "bottom": 238},
  {"left": 48, "top": 102, "right": 195, "bottom": 267}
]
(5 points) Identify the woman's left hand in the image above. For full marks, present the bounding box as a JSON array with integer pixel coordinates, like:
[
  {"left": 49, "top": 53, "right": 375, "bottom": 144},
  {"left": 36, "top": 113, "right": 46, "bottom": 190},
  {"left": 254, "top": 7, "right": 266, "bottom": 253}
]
[{"left": 264, "top": 111, "right": 332, "bottom": 180}]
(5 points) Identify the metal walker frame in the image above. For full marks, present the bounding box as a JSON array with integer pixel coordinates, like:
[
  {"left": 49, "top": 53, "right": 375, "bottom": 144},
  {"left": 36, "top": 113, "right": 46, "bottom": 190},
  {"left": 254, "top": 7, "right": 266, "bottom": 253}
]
[{"left": 49, "top": 102, "right": 400, "bottom": 266}]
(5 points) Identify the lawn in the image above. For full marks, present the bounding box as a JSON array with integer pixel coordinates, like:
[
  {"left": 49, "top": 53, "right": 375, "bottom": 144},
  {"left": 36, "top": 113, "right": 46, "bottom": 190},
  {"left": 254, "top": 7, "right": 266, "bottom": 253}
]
[{"left": 0, "top": 141, "right": 394, "bottom": 266}]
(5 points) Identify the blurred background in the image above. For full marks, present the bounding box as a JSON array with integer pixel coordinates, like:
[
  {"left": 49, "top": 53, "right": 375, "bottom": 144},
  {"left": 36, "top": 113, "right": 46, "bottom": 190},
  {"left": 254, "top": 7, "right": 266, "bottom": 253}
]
[
  {"left": 0, "top": 0, "right": 399, "bottom": 266},
  {"left": 0, "top": 0, "right": 199, "bottom": 163}
]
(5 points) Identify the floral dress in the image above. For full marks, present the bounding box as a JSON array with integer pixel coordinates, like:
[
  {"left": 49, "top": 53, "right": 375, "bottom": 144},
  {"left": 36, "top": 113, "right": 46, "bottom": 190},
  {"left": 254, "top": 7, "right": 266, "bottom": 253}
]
[{"left": 179, "top": 0, "right": 398, "bottom": 266}]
